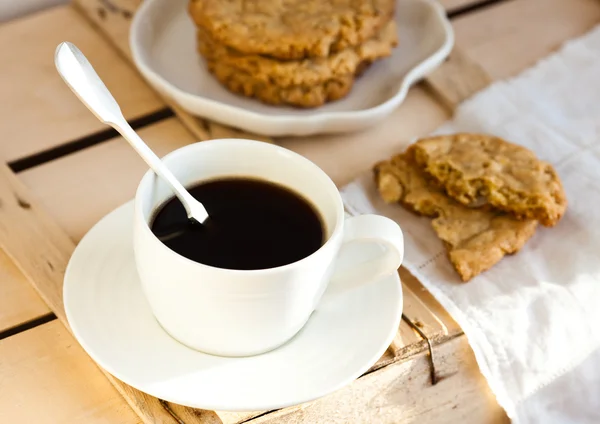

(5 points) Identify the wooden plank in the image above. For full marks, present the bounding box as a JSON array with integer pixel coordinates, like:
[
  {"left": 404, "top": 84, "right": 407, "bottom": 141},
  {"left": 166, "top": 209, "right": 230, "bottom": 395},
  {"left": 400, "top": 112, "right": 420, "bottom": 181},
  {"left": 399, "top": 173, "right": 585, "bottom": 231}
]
[
  {"left": 400, "top": 268, "right": 458, "bottom": 332},
  {"left": 0, "top": 5, "right": 163, "bottom": 162},
  {"left": 423, "top": 48, "right": 492, "bottom": 111},
  {"left": 0, "top": 321, "right": 140, "bottom": 424},
  {"left": 453, "top": 0, "right": 600, "bottom": 80},
  {"left": 73, "top": 0, "right": 139, "bottom": 57},
  {"left": 0, "top": 166, "right": 74, "bottom": 324},
  {"left": 247, "top": 335, "right": 508, "bottom": 424},
  {"left": 278, "top": 87, "right": 450, "bottom": 186},
  {"left": 0, "top": 161, "right": 204, "bottom": 424},
  {"left": 20, "top": 118, "right": 196, "bottom": 242},
  {"left": 0, "top": 249, "right": 50, "bottom": 333}
]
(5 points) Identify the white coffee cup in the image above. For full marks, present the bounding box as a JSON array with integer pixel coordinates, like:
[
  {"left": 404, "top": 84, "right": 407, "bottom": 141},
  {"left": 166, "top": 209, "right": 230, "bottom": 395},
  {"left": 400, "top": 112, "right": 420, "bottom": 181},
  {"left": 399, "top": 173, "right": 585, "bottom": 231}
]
[{"left": 133, "top": 139, "right": 404, "bottom": 357}]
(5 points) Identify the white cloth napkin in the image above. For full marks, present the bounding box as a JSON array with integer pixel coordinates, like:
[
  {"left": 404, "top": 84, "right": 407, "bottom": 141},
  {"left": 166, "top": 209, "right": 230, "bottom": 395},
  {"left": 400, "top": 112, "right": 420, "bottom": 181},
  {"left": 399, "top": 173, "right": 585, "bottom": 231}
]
[{"left": 341, "top": 25, "right": 600, "bottom": 423}]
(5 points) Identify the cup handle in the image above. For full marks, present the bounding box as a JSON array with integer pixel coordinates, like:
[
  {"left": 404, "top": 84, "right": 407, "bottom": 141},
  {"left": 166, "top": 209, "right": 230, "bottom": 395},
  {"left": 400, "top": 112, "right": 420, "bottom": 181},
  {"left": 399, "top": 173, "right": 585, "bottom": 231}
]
[{"left": 325, "top": 214, "right": 404, "bottom": 298}]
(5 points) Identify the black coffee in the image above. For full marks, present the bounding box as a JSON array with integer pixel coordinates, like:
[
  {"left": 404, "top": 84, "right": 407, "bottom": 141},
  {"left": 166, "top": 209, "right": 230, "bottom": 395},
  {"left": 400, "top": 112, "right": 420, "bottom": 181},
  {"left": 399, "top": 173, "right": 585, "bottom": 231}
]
[{"left": 151, "top": 177, "right": 325, "bottom": 270}]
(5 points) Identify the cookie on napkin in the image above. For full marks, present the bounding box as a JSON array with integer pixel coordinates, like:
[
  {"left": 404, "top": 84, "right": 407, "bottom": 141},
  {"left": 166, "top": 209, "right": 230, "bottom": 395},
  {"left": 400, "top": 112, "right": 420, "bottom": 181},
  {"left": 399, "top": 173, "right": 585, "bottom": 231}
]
[
  {"left": 374, "top": 151, "right": 538, "bottom": 281},
  {"left": 409, "top": 133, "right": 567, "bottom": 227}
]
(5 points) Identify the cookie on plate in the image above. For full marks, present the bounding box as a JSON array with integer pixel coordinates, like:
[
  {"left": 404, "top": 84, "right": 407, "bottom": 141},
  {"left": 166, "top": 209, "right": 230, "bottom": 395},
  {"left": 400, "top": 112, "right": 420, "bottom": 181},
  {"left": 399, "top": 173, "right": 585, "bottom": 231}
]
[
  {"left": 374, "top": 151, "right": 538, "bottom": 281},
  {"left": 196, "top": 20, "right": 398, "bottom": 89},
  {"left": 189, "top": 0, "right": 396, "bottom": 60},
  {"left": 409, "top": 133, "right": 567, "bottom": 227},
  {"left": 206, "top": 61, "right": 356, "bottom": 107}
]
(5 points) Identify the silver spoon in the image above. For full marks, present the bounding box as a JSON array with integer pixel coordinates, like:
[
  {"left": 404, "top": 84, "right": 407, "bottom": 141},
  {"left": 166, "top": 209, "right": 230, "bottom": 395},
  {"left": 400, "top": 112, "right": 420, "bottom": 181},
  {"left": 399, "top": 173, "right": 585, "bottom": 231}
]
[{"left": 54, "top": 41, "right": 209, "bottom": 224}]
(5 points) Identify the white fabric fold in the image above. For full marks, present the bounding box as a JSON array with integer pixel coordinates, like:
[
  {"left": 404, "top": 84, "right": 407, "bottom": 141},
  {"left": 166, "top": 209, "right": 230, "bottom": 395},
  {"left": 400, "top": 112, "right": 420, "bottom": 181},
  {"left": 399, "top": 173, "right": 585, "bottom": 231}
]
[{"left": 341, "top": 25, "right": 600, "bottom": 423}]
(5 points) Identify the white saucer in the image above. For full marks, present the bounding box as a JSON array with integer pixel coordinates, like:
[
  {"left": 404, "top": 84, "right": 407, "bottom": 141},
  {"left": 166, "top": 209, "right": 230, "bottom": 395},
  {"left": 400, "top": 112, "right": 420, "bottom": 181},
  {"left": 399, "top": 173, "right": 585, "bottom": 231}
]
[
  {"left": 129, "top": 0, "right": 453, "bottom": 137},
  {"left": 64, "top": 203, "right": 403, "bottom": 411}
]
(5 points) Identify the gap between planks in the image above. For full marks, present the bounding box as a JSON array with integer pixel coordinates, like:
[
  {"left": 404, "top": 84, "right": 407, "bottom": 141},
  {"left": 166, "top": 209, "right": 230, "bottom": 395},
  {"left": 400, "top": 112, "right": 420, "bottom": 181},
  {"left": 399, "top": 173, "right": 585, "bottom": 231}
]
[
  {"left": 446, "top": 0, "right": 515, "bottom": 19},
  {"left": 0, "top": 312, "right": 57, "bottom": 341},
  {"left": 9, "top": 108, "right": 174, "bottom": 173}
]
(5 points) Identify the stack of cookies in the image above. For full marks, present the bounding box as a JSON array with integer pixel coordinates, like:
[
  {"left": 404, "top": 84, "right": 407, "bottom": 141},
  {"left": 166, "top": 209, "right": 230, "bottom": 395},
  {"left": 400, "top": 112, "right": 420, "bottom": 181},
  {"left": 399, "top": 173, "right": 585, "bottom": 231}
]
[
  {"left": 374, "top": 134, "right": 567, "bottom": 281},
  {"left": 188, "top": 0, "right": 398, "bottom": 108}
]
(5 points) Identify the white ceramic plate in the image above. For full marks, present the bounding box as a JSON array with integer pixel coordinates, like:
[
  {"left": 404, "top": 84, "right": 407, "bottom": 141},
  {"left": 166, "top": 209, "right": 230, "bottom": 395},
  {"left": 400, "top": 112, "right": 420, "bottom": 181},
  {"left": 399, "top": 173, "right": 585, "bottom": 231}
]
[
  {"left": 64, "top": 202, "right": 403, "bottom": 411},
  {"left": 130, "top": 0, "right": 453, "bottom": 136}
]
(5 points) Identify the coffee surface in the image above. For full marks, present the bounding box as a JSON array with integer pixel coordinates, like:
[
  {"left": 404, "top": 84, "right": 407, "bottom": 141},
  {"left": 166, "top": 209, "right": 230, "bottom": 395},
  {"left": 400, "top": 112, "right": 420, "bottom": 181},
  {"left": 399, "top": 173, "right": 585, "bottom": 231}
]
[{"left": 151, "top": 177, "right": 324, "bottom": 270}]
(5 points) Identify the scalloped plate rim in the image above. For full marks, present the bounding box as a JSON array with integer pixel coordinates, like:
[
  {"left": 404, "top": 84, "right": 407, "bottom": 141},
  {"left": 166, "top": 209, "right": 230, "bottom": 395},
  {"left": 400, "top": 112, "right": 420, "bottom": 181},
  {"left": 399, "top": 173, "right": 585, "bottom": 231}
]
[{"left": 129, "top": 0, "right": 454, "bottom": 136}]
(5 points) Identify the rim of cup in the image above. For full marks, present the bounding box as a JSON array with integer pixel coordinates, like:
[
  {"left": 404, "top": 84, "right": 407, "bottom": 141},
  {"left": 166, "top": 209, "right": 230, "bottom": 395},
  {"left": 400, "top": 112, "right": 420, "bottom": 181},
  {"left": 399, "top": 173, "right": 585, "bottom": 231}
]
[{"left": 134, "top": 138, "right": 346, "bottom": 275}]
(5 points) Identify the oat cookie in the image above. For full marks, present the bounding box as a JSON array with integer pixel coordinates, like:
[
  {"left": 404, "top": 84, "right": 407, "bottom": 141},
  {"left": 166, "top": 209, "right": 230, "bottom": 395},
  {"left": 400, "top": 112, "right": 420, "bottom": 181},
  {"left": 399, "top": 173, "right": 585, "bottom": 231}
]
[
  {"left": 207, "top": 60, "right": 355, "bottom": 107},
  {"left": 374, "top": 151, "right": 538, "bottom": 281},
  {"left": 196, "top": 20, "right": 398, "bottom": 88},
  {"left": 409, "top": 133, "right": 567, "bottom": 227},
  {"left": 189, "top": 0, "right": 395, "bottom": 60}
]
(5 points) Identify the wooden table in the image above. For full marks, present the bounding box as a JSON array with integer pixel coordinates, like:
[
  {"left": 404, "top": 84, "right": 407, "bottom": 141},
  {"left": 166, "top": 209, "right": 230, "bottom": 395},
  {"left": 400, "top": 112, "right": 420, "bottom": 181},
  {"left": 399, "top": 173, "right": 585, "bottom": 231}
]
[{"left": 0, "top": 1, "right": 598, "bottom": 423}]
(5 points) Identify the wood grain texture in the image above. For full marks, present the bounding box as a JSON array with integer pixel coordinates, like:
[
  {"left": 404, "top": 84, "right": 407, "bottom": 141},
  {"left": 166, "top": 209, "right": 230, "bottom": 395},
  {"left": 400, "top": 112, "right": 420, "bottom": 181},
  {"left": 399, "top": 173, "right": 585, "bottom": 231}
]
[
  {"left": 374, "top": 278, "right": 460, "bottom": 375},
  {"left": 423, "top": 48, "right": 492, "bottom": 111},
  {"left": 74, "top": 0, "right": 140, "bottom": 57},
  {"left": 453, "top": 0, "right": 600, "bottom": 80},
  {"left": 102, "top": 373, "right": 211, "bottom": 424},
  {"left": 0, "top": 164, "right": 73, "bottom": 323},
  {"left": 247, "top": 335, "right": 508, "bottom": 424},
  {"left": 0, "top": 5, "right": 163, "bottom": 162},
  {"left": 211, "top": 411, "right": 267, "bottom": 424},
  {"left": 0, "top": 250, "right": 50, "bottom": 333},
  {"left": 0, "top": 321, "right": 141, "bottom": 424},
  {"left": 400, "top": 268, "right": 458, "bottom": 331}
]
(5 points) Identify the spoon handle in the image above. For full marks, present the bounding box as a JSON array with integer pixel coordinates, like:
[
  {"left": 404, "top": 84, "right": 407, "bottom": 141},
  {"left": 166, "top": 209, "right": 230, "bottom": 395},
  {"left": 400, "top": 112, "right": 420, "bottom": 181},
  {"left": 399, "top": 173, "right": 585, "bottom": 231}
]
[
  {"left": 118, "top": 124, "right": 209, "bottom": 222},
  {"left": 54, "top": 42, "right": 208, "bottom": 223}
]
